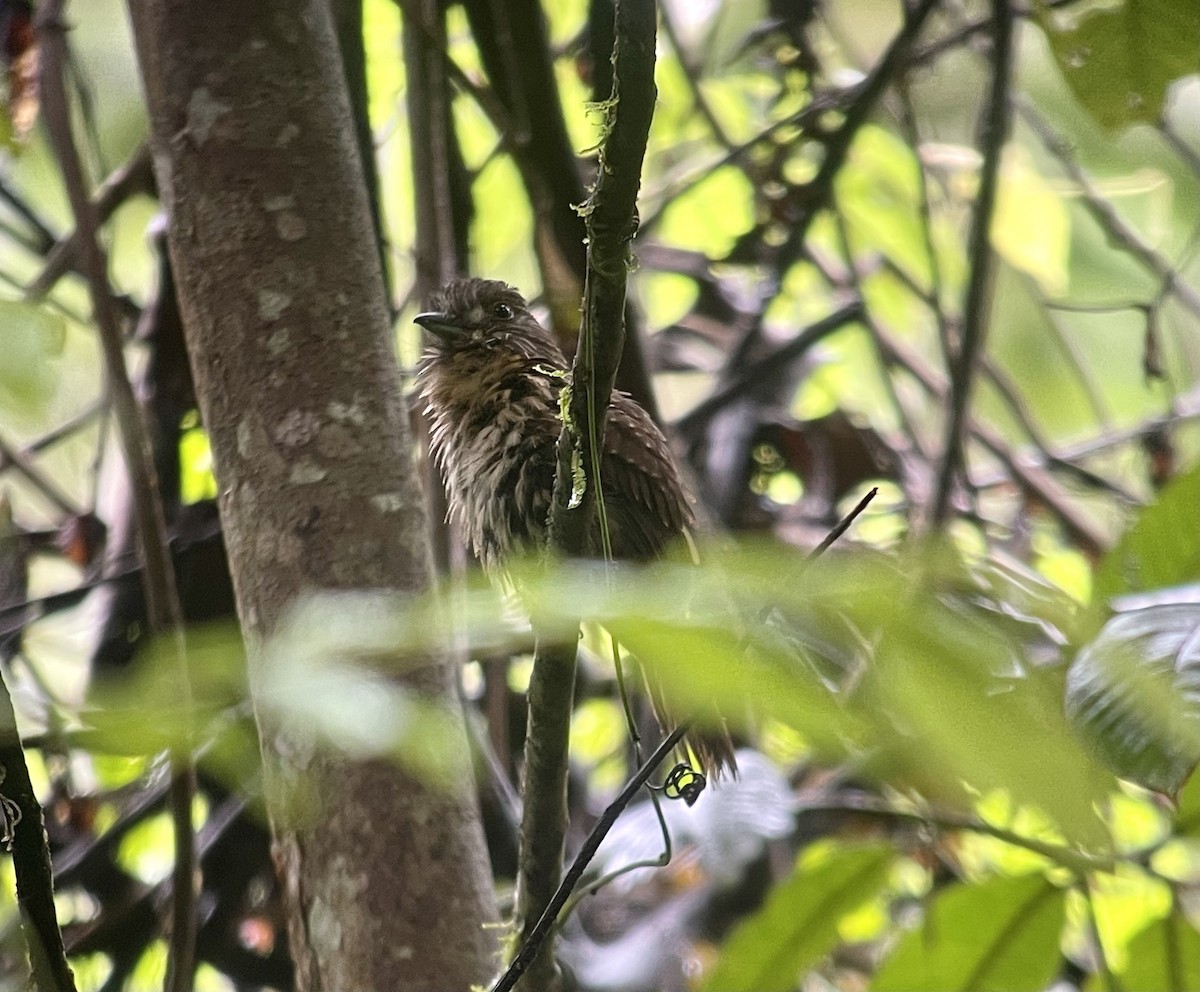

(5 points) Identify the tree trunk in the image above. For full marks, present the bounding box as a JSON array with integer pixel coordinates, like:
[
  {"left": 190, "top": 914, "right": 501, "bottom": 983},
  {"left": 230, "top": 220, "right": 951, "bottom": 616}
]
[{"left": 124, "top": 2, "right": 499, "bottom": 989}]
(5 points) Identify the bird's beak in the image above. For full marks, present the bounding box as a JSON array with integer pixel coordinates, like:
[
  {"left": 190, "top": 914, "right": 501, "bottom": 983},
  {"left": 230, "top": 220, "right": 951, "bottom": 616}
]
[{"left": 414, "top": 311, "right": 463, "bottom": 340}]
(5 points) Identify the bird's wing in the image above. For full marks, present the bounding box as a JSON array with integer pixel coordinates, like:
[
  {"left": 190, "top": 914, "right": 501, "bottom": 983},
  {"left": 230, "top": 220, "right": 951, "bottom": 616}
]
[{"left": 596, "top": 393, "right": 693, "bottom": 561}]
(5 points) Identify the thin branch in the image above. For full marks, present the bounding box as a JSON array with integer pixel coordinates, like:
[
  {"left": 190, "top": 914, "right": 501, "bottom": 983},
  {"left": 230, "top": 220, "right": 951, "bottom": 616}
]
[
  {"left": 827, "top": 212, "right": 932, "bottom": 462},
  {"left": 35, "top": 6, "right": 198, "bottom": 992},
  {"left": 0, "top": 505, "right": 76, "bottom": 992},
  {"left": 775, "top": 0, "right": 943, "bottom": 272},
  {"left": 930, "top": 0, "right": 1013, "bottom": 527},
  {"left": 493, "top": 725, "right": 688, "bottom": 992},
  {"left": 1020, "top": 101, "right": 1200, "bottom": 323},
  {"left": 0, "top": 177, "right": 57, "bottom": 254},
  {"left": 808, "top": 487, "right": 878, "bottom": 560},
  {"left": 967, "top": 381, "right": 1200, "bottom": 489},
  {"left": 978, "top": 357, "right": 1139, "bottom": 503},
  {"left": 872, "top": 322, "right": 1110, "bottom": 554},
  {"left": 0, "top": 435, "right": 82, "bottom": 519},
  {"left": 795, "top": 792, "right": 1113, "bottom": 875},
  {"left": 23, "top": 143, "right": 154, "bottom": 303},
  {"left": 659, "top": 4, "right": 733, "bottom": 150},
  {"left": 512, "top": 635, "right": 577, "bottom": 992},
  {"left": 896, "top": 84, "right": 955, "bottom": 362},
  {"left": 20, "top": 401, "right": 106, "bottom": 457},
  {"left": 675, "top": 302, "right": 865, "bottom": 434}
]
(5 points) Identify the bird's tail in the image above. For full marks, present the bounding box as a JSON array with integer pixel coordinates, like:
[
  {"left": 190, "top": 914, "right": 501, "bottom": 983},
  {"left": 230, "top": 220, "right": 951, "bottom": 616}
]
[
  {"left": 687, "top": 719, "right": 739, "bottom": 781},
  {"left": 642, "top": 669, "right": 739, "bottom": 783}
]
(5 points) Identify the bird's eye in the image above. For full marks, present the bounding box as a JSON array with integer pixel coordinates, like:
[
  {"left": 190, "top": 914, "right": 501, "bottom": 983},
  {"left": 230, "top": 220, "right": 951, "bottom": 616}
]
[{"left": 492, "top": 302, "right": 514, "bottom": 320}]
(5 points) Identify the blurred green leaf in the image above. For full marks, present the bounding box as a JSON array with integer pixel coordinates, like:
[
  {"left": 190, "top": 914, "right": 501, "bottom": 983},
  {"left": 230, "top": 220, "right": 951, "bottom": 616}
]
[
  {"left": 1039, "top": 0, "right": 1200, "bottom": 131},
  {"left": 516, "top": 544, "right": 1116, "bottom": 842},
  {"left": 819, "top": 549, "right": 1113, "bottom": 842},
  {"left": 261, "top": 594, "right": 483, "bottom": 788},
  {"left": 1095, "top": 466, "right": 1200, "bottom": 601},
  {"left": 1091, "top": 911, "right": 1200, "bottom": 992},
  {"left": 117, "top": 810, "right": 177, "bottom": 885},
  {"left": 838, "top": 126, "right": 931, "bottom": 292},
  {"left": 992, "top": 145, "right": 1071, "bottom": 297},
  {"left": 179, "top": 424, "right": 218, "bottom": 504},
  {"left": 658, "top": 166, "right": 755, "bottom": 257},
  {"left": 0, "top": 300, "right": 66, "bottom": 409},
  {"left": 1086, "top": 863, "right": 1174, "bottom": 970},
  {"left": 1178, "top": 770, "right": 1200, "bottom": 835},
  {"left": 1066, "top": 603, "right": 1200, "bottom": 794},
  {"left": 703, "top": 842, "right": 893, "bottom": 992},
  {"left": 87, "top": 624, "right": 248, "bottom": 757},
  {"left": 872, "top": 874, "right": 1066, "bottom": 992}
]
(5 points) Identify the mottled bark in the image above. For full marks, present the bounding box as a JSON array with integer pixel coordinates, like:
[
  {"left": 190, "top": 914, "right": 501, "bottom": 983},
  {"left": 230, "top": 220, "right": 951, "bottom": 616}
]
[{"left": 124, "top": 2, "right": 499, "bottom": 989}]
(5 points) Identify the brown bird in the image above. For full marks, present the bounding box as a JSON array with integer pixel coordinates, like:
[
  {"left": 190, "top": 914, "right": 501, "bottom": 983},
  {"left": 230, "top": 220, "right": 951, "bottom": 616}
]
[{"left": 415, "top": 277, "right": 736, "bottom": 778}]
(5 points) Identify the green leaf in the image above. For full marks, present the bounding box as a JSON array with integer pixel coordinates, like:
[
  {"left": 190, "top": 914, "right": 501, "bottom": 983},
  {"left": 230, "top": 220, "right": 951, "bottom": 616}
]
[
  {"left": 1177, "top": 769, "right": 1200, "bottom": 835},
  {"left": 992, "top": 145, "right": 1071, "bottom": 298},
  {"left": 1093, "top": 912, "right": 1200, "bottom": 992},
  {"left": 1039, "top": 0, "right": 1200, "bottom": 131},
  {"left": 0, "top": 300, "right": 67, "bottom": 409},
  {"left": 837, "top": 126, "right": 932, "bottom": 293},
  {"left": 1095, "top": 466, "right": 1200, "bottom": 601},
  {"left": 872, "top": 874, "right": 1066, "bottom": 992},
  {"left": 703, "top": 842, "right": 893, "bottom": 992},
  {"left": 1066, "top": 603, "right": 1200, "bottom": 794}
]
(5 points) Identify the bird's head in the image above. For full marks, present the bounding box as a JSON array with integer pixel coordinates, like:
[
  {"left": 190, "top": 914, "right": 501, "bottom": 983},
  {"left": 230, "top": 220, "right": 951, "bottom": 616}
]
[{"left": 415, "top": 278, "right": 565, "bottom": 364}]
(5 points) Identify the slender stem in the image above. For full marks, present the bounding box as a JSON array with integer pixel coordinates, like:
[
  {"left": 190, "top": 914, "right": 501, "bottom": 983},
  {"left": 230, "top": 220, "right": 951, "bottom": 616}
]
[
  {"left": 36, "top": 5, "right": 198, "bottom": 991},
  {"left": 0, "top": 504, "right": 76, "bottom": 992},
  {"left": 931, "top": 0, "right": 1014, "bottom": 526}
]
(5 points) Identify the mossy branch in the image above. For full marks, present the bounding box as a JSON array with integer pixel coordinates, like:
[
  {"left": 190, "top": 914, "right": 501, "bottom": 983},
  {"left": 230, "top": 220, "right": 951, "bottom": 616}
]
[{"left": 512, "top": 2, "right": 658, "bottom": 990}]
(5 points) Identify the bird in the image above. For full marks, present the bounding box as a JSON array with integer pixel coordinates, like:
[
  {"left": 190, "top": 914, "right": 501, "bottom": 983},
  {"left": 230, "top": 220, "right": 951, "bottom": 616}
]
[{"left": 415, "top": 277, "right": 736, "bottom": 779}]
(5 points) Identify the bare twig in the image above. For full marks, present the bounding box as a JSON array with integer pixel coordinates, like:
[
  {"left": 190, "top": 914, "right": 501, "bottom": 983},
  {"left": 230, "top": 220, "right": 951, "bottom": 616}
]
[
  {"left": 35, "top": 5, "right": 198, "bottom": 992},
  {"left": 896, "top": 84, "right": 955, "bottom": 362},
  {"left": 872, "top": 324, "right": 1110, "bottom": 554},
  {"left": 659, "top": 4, "right": 733, "bottom": 150},
  {"left": 20, "top": 401, "right": 106, "bottom": 458},
  {"left": 808, "top": 487, "right": 878, "bottom": 560},
  {"left": 827, "top": 212, "right": 931, "bottom": 461},
  {"left": 0, "top": 177, "right": 57, "bottom": 254},
  {"left": 795, "top": 792, "right": 1112, "bottom": 875},
  {"left": 675, "top": 302, "right": 865, "bottom": 434},
  {"left": 776, "top": 0, "right": 943, "bottom": 270},
  {"left": 1020, "top": 102, "right": 1200, "bottom": 322},
  {"left": 930, "top": 0, "right": 1013, "bottom": 527},
  {"left": 23, "top": 143, "right": 154, "bottom": 303},
  {"left": 0, "top": 435, "right": 82, "bottom": 518}
]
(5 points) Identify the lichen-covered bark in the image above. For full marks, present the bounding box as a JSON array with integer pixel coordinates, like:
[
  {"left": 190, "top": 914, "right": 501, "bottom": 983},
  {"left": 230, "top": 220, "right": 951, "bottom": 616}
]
[{"left": 124, "top": 2, "right": 499, "bottom": 988}]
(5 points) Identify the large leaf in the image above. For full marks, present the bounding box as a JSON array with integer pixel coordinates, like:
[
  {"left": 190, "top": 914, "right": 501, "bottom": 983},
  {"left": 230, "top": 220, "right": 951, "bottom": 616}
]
[
  {"left": 702, "top": 842, "right": 894, "bottom": 992},
  {"left": 1095, "top": 466, "right": 1200, "bottom": 601},
  {"left": 1089, "top": 912, "right": 1200, "bottom": 992},
  {"left": 520, "top": 545, "right": 1116, "bottom": 842},
  {"left": 1066, "top": 603, "right": 1200, "bottom": 794},
  {"left": 1039, "top": 0, "right": 1200, "bottom": 131},
  {"left": 872, "top": 874, "right": 1066, "bottom": 992}
]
